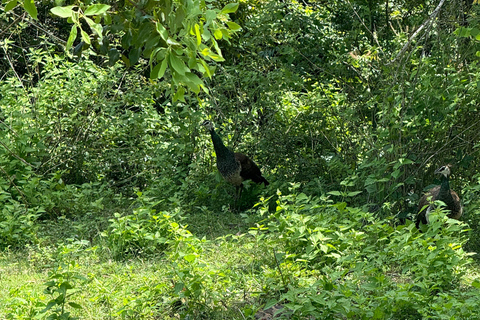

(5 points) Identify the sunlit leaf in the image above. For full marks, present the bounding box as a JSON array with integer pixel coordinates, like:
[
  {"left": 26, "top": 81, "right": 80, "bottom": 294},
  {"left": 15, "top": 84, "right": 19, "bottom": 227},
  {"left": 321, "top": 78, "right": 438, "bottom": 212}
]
[
  {"left": 226, "top": 21, "right": 241, "bottom": 31},
  {"left": 150, "top": 57, "right": 169, "bottom": 80},
  {"left": 155, "top": 22, "right": 168, "bottom": 41},
  {"left": 66, "top": 25, "right": 77, "bottom": 52},
  {"left": 5, "top": 0, "right": 18, "bottom": 12},
  {"left": 173, "top": 86, "right": 185, "bottom": 102},
  {"left": 221, "top": 2, "right": 239, "bottom": 14},
  {"left": 169, "top": 53, "right": 189, "bottom": 75},
  {"left": 84, "top": 4, "right": 110, "bottom": 16},
  {"left": 183, "top": 254, "right": 196, "bottom": 262},
  {"left": 194, "top": 24, "right": 202, "bottom": 46},
  {"left": 81, "top": 29, "right": 91, "bottom": 44},
  {"left": 51, "top": 6, "right": 75, "bottom": 18},
  {"left": 23, "top": 0, "right": 38, "bottom": 19},
  {"left": 213, "top": 29, "right": 223, "bottom": 40}
]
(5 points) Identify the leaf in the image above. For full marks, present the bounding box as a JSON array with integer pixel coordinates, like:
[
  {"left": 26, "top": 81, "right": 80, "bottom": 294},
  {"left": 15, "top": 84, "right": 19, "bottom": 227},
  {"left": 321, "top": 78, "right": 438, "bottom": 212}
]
[
  {"left": 50, "top": 6, "right": 74, "bottom": 18},
  {"left": 227, "top": 21, "right": 241, "bottom": 31},
  {"left": 84, "top": 17, "right": 103, "bottom": 37},
  {"left": 327, "top": 191, "right": 342, "bottom": 196},
  {"left": 84, "top": 4, "right": 110, "bottom": 16},
  {"left": 199, "top": 58, "right": 213, "bottom": 78},
  {"left": 221, "top": 2, "right": 239, "bottom": 14},
  {"left": 5, "top": 0, "right": 18, "bottom": 12},
  {"left": 155, "top": 22, "right": 168, "bottom": 41},
  {"left": 346, "top": 191, "right": 362, "bottom": 197},
  {"left": 205, "top": 9, "right": 216, "bottom": 23},
  {"left": 200, "top": 48, "right": 224, "bottom": 62},
  {"left": 68, "top": 302, "right": 82, "bottom": 309},
  {"left": 472, "top": 279, "right": 480, "bottom": 288},
  {"left": 194, "top": 24, "right": 202, "bottom": 46},
  {"left": 173, "top": 86, "right": 185, "bottom": 102},
  {"left": 185, "top": 72, "right": 203, "bottom": 93},
  {"left": 66, "top": 25, "right": 77, "bottom": 52},
  {"left": 213, "top": 28, "right": 223, "bottom": 40},
  {"left": 183, "top": 254, "right": 196, "bottom": 262},
  {"left": 166, "top": 38, "right": 181, "bottom": 47},
  {"left": 23, "top": 0, "right": 38, "bottom": 20},
  {"left": 150, "top": 58, "right": 168, "bottom": 80},
  {"left": 81, "top": 29, "right": 91, "bottom": 44},
  {"left": 391, "top": 169, "right": 401, "bottom": 179},
  {"left": 169, "top": 53, "right": 189, "bottom": 75}
]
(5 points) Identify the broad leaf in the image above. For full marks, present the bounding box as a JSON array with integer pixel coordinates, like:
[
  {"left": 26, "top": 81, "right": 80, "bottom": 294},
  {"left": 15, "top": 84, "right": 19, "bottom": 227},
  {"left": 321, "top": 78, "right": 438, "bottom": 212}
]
[
  {"left": 194, "top": 24, "right": 202, "bottom": 46},
  {"left": 169, "top": 53, "right": 189, "bottom": 75},
  {"left": 5, "top": 0, "right": 18, "bottom": 12},
  {"left": 155, "top": 22, "right": 168, "bottom": 41},
  {"left": 84, "top": 4, "right": 110, "bottom": 16},
  {"left": 68, "top": 302, "right": 82, "bottom": 309},
  {"left": 66, "top": 25, "right": 77, "bottom": 52},
  {"left": 173, "top": 86, "right": 185, "bottom": 102},
  {"left": 227, "top": 21, "right": 241, "bottom": 31},
  {"left": 150, "top": 58, "right": 168, "bottom": 80},
  {"left": 51, "top": 6, "right": 75, "bottom": 18},
  {"left": 23, "top": 0, "right": 38, "bottom": 19},
  {"left": 81, "top": 29, "right": 91, "bottom": 44},
  {"left": 85, "top": 17, "right": 103, "bottom": 37},
  {"left": 221, "top": 2, "right": 239, "bottom": 14}
]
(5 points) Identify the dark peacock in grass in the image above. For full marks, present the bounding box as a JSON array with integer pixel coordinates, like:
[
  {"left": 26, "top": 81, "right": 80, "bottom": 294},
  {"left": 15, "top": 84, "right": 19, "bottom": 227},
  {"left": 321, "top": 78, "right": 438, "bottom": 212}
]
[
  {"left": 202, "top": 120, "right": 269, "bottom": 208},
  {"left": 416, "top": 164, "right": 463, "bottom": 229}
]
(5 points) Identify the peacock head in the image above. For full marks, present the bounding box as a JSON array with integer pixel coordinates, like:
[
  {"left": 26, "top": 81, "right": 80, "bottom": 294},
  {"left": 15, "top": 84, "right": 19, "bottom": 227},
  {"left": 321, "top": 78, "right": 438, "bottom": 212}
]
[
  {"left": 435, "top": 164, "right": 452, "bottom": 178},
  {"left": 201, "top": 120, "right": 214, "bottom": 131}
]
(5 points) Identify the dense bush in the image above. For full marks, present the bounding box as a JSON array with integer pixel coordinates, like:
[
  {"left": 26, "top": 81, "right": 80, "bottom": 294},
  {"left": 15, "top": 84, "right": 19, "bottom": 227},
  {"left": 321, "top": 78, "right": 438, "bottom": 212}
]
[{"left": 252, "top": 190, "right": 476, "bottom": 319}]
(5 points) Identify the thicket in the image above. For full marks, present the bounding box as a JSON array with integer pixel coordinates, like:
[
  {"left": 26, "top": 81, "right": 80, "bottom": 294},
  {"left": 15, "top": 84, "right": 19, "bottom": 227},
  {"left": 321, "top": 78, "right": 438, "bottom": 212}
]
[{"left": 1, "top": 0, "right": 480, "bottom": 318}]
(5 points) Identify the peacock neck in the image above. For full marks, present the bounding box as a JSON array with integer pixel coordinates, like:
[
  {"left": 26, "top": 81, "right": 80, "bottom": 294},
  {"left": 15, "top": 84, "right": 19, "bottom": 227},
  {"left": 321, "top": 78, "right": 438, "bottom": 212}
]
[
  {"left": 210, "top": 129, "right": 235, "bottom": 160},
  {"left": 438, "top": 175, "right": 451, "bottom": 199}
]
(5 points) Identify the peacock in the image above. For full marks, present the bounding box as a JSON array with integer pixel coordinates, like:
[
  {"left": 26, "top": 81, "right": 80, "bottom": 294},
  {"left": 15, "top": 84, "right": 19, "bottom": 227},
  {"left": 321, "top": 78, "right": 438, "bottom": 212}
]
[
  {"left": 416, "top": 164, "right": 463, "bottom": 229},
  {"left": 201, "top": 120, "right": 269, "bottom": 208}
]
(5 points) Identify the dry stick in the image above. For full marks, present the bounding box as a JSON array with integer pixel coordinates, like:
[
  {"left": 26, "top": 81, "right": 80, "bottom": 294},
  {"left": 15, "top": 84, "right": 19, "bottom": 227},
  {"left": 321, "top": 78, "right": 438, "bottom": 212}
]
[{"left": 391, "top": 0, "right": 446, "bottom": 64}]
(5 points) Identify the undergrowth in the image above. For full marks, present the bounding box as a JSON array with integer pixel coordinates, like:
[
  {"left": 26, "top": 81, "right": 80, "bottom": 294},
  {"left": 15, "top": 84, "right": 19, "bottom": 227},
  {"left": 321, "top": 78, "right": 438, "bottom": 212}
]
[{"left": 1, "top": 187, "right": 479, "bottom": 319}]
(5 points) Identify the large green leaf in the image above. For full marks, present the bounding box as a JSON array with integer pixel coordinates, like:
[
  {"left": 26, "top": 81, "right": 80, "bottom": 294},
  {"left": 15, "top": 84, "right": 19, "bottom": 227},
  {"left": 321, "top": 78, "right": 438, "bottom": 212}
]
[
  {"left": 84, "top": 16, "right": 103, "bottom": 38},
  {"left": 51, "top": 6, "right": 75, "bottom": 18},
  {"left": 150, "top": 57, "right": 169, "bottom": 80},
  {"left": 4, "top": 0, "right": 18, "bottom": 12},
  {"left": 23, "top": 0, "right": 37, "bottom": 19},
  {"left": 84, "top": 4, "right": 111, "bottom": 16},
  {"left": 169, "top": 53, "right": 189, "bottom": 75},
  {"left": 66, "top": 25, "right": 77, "bottom": 52},
  {"left": 226, "top": 21, "right": 241, "bottom": 31},
  {"left": 221, "top": 3, "right": 238, "bottom": 14},
  {"left": 155, "top": 22, "right": 169, "bottom": 41},
  {"left": 81, "top": 29, "right": 91, "bottom": 44}
]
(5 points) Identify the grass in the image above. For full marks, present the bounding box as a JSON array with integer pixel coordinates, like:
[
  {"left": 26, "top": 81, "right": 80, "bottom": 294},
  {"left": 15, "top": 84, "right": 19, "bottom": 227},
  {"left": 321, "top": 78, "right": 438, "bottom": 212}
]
[
  {"left": 0, "top": 211, "right": 278, "bottom": 320},
  {"left": 1, "top": 200, "right": 480, "bottom": 319}
]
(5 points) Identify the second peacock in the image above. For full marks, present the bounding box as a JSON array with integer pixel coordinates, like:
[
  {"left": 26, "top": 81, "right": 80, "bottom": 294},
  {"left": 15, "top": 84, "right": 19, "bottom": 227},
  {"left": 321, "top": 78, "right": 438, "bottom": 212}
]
[{"left": 416, "top": 164, "right": 463, "bottom": 229}]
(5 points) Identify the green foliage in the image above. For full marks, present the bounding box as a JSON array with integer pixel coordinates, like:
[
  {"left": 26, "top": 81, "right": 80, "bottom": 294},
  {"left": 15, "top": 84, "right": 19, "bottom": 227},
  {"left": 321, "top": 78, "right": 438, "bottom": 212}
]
[
  {"left": 251, "top": 189, "right": 474, "bottom": 318},
  {"left": 38, "top": 241, "right": 90, "bottom": 320},
  {"left": 0, "top": 201, "right": 39, "bottom": 249},
  {"left": 0, "top": 161, "right": 40, "bottom": 249},
  {"left": 102, "top": 192, "right": 191, "bottom": 259},
  {"left": 2, "top": 0, "right": 480, "bottom": 319}
]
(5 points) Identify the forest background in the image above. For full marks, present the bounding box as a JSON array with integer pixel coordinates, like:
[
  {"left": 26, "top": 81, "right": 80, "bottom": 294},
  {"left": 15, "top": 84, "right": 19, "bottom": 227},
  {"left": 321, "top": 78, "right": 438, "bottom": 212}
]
[{"left": 1, "top": 0, "right": 480, "bottom": 319}]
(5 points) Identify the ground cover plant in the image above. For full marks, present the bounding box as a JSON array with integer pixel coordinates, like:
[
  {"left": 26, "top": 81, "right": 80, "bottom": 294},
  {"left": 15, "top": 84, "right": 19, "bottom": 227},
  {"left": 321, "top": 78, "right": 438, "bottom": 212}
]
[{"left": 1, "top": 0, "right": 480, "bottom": 319}]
